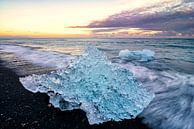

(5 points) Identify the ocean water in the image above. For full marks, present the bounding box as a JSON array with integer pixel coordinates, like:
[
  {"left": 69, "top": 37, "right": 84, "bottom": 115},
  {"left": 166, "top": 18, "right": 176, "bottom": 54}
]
[
  {"left": 1, "top": 38, "right": 194, "bottom": 73},
  {"left": 0, "top": 38, "right": 194, "bottom": 129}
]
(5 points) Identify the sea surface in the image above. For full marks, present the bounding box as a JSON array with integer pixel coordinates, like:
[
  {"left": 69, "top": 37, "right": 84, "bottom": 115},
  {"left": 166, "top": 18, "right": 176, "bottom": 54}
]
[
  {"left": 0, "top": 38, "right": 194, "bottom": 129},
  {"left": 0, "top": 38, "right": 194, "bottom": 74}
]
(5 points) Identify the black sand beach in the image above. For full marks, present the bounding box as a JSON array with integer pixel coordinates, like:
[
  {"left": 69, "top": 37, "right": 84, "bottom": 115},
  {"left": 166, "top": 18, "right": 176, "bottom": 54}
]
[{"left": 0, "top": 62, "right": 151, "bottom": 129}]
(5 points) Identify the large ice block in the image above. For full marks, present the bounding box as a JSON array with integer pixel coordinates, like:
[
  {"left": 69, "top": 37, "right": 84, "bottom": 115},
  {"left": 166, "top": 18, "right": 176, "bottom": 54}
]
[{"left": 20, "top": 47, "right": 154, "bottom": 124}]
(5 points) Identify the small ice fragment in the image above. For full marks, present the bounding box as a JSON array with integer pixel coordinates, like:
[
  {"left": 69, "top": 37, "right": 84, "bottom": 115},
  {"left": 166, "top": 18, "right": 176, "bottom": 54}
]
[{"left": 119, "top": 49, "right": 155, "bottom": 62}]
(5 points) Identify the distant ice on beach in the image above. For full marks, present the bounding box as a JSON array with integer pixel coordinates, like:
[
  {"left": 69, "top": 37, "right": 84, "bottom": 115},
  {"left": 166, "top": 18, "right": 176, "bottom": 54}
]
[
  {"left": 119, "top": 49, "right": 155, "bottom": 62},
  {"left": 19, "top": 47, "right": 154, "bottom": 124}
]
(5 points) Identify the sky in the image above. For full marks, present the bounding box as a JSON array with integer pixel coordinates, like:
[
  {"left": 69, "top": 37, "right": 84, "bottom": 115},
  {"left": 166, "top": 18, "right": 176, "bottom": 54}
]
[{"left": 0, "top": 0, "right": 193, "bottom": 38}]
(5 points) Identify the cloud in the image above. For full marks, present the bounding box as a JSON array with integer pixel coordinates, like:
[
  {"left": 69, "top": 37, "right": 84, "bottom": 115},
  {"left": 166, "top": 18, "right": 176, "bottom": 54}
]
[{"left": 69, "top": 0, "right": 194, "bottom": 37}]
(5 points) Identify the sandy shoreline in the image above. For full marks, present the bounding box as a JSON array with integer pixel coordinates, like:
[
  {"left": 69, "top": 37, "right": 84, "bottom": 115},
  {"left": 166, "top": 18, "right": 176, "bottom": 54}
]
[{"left": 0, "top": 62, "right": 151, "bottom": 129}]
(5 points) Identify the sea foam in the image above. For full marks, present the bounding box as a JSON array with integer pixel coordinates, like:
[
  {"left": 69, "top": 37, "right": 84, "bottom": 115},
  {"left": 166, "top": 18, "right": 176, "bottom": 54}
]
[
  {"left": 122, "top": 63, "right": 194, "bottom": 129},
  {"left": 0, "top": 45, "right": 75, "bottom": 68}
]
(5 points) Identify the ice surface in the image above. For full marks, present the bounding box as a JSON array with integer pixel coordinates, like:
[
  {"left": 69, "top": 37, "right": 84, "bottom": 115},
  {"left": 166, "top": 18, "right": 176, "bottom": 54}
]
[
  {"left": 119, "top": 49, "right": 155, "bottom": 62},
  {"left": 20, "top": 47, "right": 154, "bottom": 124}
]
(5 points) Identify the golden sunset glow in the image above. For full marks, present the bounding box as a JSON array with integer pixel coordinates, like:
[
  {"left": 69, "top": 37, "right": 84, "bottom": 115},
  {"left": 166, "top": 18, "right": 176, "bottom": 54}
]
[{"left": 0, "top": 0, "right": 193, "bottom": 38}]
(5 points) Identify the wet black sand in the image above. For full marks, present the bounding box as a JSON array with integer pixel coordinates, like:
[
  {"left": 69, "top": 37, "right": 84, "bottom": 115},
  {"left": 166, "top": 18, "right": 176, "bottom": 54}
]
[{"left": 0, "top": 63, "right": 151, "bottom": 129}]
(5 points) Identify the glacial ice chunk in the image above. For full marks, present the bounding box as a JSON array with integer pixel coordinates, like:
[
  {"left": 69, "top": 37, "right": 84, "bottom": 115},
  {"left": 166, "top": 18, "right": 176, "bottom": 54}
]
[
  {"left": 119, "top": 49, "right": 155, "bottom": 62},
  {"left": 20, "top": 47, "right": 154, "bottom": 124}
]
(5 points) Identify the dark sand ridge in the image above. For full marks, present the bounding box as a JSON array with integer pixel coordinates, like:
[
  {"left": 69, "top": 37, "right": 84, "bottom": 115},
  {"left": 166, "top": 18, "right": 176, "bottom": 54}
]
[{"left": 0, "top": 52, "right": 151, "bottom": 129}]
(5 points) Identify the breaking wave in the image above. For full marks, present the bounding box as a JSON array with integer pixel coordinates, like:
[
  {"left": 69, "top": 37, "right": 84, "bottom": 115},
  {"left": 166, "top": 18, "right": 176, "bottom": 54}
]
[
  {"left": 0, "top": 45, "right": 75, "bottom": 68},
  {"left": 121, "top": 63, "right": 194, "bottom": 129}
]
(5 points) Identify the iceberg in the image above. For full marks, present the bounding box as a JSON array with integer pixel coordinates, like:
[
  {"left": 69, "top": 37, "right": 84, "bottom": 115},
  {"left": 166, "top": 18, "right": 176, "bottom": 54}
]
[
  {"left": 119, "top": 49, "right": 155, "bottom": 62},
  {"left": 19, "top": 47, "right": 154, "bottom": 124}
]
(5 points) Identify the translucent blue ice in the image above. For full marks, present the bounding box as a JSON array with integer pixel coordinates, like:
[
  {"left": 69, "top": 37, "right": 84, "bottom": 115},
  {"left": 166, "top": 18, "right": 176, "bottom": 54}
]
[
  {"left": 119, "top": 49, "right": 155, "bottom": 62},
  {"left": 20, "top": 47, "right": 154, "bottom": 124}
]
